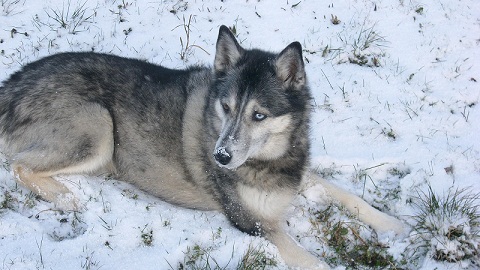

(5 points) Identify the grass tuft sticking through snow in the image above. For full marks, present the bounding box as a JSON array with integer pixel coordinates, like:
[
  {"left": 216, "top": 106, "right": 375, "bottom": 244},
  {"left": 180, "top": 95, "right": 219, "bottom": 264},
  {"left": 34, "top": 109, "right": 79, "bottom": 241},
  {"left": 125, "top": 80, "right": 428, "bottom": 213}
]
[
  {"left": 408, "top": 185, "right": 480, "bottom": 267},
  {"left": 236, "top": 243, "right": 277, "bottom": 270},
  {"left": 172, "top": 14, "right": 210, "bottom": 62},
  {"left": 43, "top": 0, "right": 97, "bottom": 34}
]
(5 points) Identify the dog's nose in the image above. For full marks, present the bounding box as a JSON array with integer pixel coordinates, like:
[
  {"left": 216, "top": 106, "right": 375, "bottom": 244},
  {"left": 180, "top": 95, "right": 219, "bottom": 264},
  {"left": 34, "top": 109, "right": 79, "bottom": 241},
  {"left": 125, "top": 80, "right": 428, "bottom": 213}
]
[{"left": 214, "top": 147, "right": 232, "bottom": 165}]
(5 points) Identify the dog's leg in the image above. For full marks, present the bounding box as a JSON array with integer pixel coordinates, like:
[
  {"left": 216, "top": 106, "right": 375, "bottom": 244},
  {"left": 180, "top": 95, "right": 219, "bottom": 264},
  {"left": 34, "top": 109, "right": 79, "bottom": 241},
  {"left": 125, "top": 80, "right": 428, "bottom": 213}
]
[
  {"left": 268, "top": 230, "right": 330, "bottom": 270},
  {"left": 5, "top": 104, "right": 114, "bottom": 211},
  {"left": 305, "top": 171, "right": 405, "bottom": 234},
  {"left": 235, "top": 183, "right": 330, "bottom": 269},
  {"left": 13, "top": 165, "right": 79, "bottom": 210}
]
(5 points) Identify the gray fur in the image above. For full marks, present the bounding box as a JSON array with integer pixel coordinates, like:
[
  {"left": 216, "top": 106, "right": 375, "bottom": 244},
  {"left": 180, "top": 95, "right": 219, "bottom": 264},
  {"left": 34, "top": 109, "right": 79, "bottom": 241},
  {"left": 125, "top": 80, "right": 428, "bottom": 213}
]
[{"left": 0, "top": 26, "right": 404, "bottom": 269}]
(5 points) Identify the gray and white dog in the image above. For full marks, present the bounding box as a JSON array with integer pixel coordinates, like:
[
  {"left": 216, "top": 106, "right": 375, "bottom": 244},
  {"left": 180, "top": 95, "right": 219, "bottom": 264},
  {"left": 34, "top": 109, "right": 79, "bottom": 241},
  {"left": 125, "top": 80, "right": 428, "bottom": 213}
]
[{"left": 0, "top": 26, "right": 403, "bottom": 269}]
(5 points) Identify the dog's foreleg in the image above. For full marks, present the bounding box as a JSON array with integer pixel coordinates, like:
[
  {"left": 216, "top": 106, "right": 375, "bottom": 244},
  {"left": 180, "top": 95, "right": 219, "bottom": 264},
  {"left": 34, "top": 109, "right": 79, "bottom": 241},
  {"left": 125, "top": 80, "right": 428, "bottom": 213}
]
[
  {"left": 268, "top": 230, "right": 330, "bottom": 270},
  {"left": 305, "top": 171, "right": 405, "bottom": 234},
  {"left": 235, "top": 183, "right": 329, "bottom": 269}
]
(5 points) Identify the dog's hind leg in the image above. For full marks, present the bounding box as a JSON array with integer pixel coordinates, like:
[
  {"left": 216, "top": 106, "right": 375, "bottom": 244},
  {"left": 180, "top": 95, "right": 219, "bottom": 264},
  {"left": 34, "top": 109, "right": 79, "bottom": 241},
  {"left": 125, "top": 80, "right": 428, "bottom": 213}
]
[
  {"left": 12, "top": 165, "right": 80, "bottom": 210},
  {"left": 6, "top": 103, "right": 114, "bottom": 211},
  {"left": 305, "top": 171, "right": 405, "bottom": 234}
]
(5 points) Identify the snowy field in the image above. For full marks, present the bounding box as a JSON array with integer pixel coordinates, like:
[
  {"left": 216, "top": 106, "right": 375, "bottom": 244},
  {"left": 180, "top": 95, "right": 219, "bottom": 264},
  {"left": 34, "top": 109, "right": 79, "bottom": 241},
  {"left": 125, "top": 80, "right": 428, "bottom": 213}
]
[{"left": 0, "top": 0, "right": 479, "bottom": 269}]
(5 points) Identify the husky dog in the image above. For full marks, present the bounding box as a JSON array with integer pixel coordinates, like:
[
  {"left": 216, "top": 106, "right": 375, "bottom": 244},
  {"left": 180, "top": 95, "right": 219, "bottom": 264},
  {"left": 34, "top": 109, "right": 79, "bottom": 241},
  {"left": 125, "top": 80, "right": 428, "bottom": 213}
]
[{"left": 0, "top": 26, "right": 403, "bottom": 269}]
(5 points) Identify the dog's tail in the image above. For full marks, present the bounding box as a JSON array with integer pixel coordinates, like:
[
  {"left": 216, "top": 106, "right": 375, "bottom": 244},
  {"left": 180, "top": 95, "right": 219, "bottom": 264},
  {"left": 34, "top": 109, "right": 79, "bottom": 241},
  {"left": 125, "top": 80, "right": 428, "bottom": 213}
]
[{"left": 305, "top": 171, "right": 406, "bottom": 235}]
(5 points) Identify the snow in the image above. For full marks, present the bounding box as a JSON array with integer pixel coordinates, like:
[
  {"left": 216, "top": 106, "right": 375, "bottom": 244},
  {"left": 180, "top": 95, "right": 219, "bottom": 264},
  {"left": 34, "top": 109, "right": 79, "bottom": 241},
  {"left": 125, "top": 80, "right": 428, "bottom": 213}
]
[{"left": 0, "top": 0, "right": 479, "bottom": 269}]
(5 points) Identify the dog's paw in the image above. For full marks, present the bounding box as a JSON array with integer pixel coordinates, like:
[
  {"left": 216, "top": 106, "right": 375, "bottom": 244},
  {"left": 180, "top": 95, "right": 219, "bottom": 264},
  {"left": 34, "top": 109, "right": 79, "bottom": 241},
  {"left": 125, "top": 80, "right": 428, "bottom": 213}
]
[
  {"left": 371, "top": 213, "right": 407, "bottom": 235},
  {"left": 287, "top": 256, "right": 331, "bottom": 270},
  {"left": 281, "top": 247, "right": 331, "bottom": 270},
  {"left": 54, "top": 192, "right": 80, "bottom": 212},
  {"left": 313, "top": 261, "right": 331, "bottom": 270},
  {"left": 387, "top": 218, "right": 407, "bottom": 236},
  {"left": 273, "top": 231, "right": 331, "bottom": 270}
]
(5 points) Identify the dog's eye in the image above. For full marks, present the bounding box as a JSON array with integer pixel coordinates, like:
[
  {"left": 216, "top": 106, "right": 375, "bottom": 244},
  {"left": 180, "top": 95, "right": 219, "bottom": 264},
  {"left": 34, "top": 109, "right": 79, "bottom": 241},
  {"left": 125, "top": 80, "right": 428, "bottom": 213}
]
[
  {"left": 222, "top": 103, "right": 230, "bottom": 113},
  {"left": 253, "top": 112, "right": 267, "bottom": 121}
]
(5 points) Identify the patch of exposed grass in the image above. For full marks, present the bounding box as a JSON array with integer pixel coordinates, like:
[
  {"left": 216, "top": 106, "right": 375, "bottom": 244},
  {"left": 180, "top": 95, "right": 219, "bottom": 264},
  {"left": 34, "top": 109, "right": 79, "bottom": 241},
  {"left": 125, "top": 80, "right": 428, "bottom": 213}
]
[
  {"left": 236, "top": 243, "right": 277, "bottom": 270},
  {"left": 327, "top": 20, "right": 387, "bottom": 67},
  {"left": 313, "top": 163, "right": 343, "bottom": 180},
  {"left": 177, "top": 244, "right": 220, "bottom": 270},
  {"left": 0, "top": 190, "right": 13, "bottom": 210},
  {"left": 140, "top": 224, "right": 154, "bottom": 246},
  {"left": 310, "top": 205, "right": 403, "bottom": 269},
  {"left": 172, "top": 241, "right": 277, "bottom": 270}
]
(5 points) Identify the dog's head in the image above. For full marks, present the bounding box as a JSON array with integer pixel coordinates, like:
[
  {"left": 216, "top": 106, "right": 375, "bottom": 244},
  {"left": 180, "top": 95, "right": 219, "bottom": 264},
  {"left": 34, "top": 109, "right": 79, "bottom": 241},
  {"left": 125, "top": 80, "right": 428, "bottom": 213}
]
[{"left": 210, "top": 26, "right": 310, "bottom": 170}]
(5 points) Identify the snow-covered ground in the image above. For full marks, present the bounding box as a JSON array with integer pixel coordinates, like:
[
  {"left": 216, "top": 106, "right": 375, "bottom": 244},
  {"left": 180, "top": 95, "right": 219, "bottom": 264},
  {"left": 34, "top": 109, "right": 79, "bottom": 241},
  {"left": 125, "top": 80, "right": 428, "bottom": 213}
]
[{"left": 1, "top": 0, "right": 479, "bottom": 269}]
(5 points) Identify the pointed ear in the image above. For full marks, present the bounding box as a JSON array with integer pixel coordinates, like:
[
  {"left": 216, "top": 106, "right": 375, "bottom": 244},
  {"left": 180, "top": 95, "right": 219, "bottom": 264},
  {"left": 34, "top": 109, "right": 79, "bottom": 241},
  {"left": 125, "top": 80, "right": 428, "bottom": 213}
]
[
  {"left": 275, "top": 42, "right": 306, "bottom": 90},
  {"left": 214, "top": 25, "right": 244, "bottom": 73}
]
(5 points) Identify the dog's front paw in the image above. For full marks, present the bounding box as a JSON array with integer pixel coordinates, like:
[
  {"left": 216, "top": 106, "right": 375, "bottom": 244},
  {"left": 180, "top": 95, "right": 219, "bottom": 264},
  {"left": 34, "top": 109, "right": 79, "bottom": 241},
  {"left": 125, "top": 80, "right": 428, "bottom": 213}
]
[
  {"left": 313, "top": 261, "right": 331, "bottom": 270},
  {"left": 285, "top": 254, "right": 330, "bottom": 270},
  {"left": 373, "top": 213, "right": 407, "bottom": 235}
]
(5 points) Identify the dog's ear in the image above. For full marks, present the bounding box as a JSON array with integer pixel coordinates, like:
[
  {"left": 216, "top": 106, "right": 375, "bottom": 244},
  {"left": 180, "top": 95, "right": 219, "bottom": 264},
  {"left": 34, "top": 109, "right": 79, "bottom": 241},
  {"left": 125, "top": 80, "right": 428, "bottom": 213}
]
[
  {"left": 214, "top": 25, "right": 244, "bottom": 73},
  {"left": 275, "top": 42, "right": 306, "bottom": 90}
]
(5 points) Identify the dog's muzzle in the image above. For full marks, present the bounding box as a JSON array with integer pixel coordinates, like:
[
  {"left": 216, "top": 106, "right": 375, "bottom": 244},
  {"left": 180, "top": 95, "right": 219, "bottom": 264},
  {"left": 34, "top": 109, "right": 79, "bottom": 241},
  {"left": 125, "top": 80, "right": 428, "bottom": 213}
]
[{"left": 213, "top": 147, "right": 232, "bottom": 166}]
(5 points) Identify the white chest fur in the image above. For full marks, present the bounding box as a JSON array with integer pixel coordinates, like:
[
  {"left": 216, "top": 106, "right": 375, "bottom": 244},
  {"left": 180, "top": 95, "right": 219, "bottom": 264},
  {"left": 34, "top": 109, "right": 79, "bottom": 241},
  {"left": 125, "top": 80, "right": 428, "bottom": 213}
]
[{"left": 237, "top": 183, "right": 294, "bottom": 220}]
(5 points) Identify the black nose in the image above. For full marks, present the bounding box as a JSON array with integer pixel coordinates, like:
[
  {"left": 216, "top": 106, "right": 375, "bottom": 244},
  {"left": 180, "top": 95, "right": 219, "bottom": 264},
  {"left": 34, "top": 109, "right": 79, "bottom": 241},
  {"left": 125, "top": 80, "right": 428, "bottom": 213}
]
[{"left": 214, "top": 147, "right": 232, "bottom": 165}]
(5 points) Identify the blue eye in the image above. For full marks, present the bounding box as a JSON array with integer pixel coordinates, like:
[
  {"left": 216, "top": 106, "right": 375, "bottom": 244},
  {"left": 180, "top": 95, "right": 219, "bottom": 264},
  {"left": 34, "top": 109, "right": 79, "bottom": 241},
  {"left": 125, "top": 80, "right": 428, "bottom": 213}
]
[
  {"left": 253, "top": 112, "right": 267, "bottom": 121},
  {"left": 222, "top": 103, "right": 230, "bottom": 113}
]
